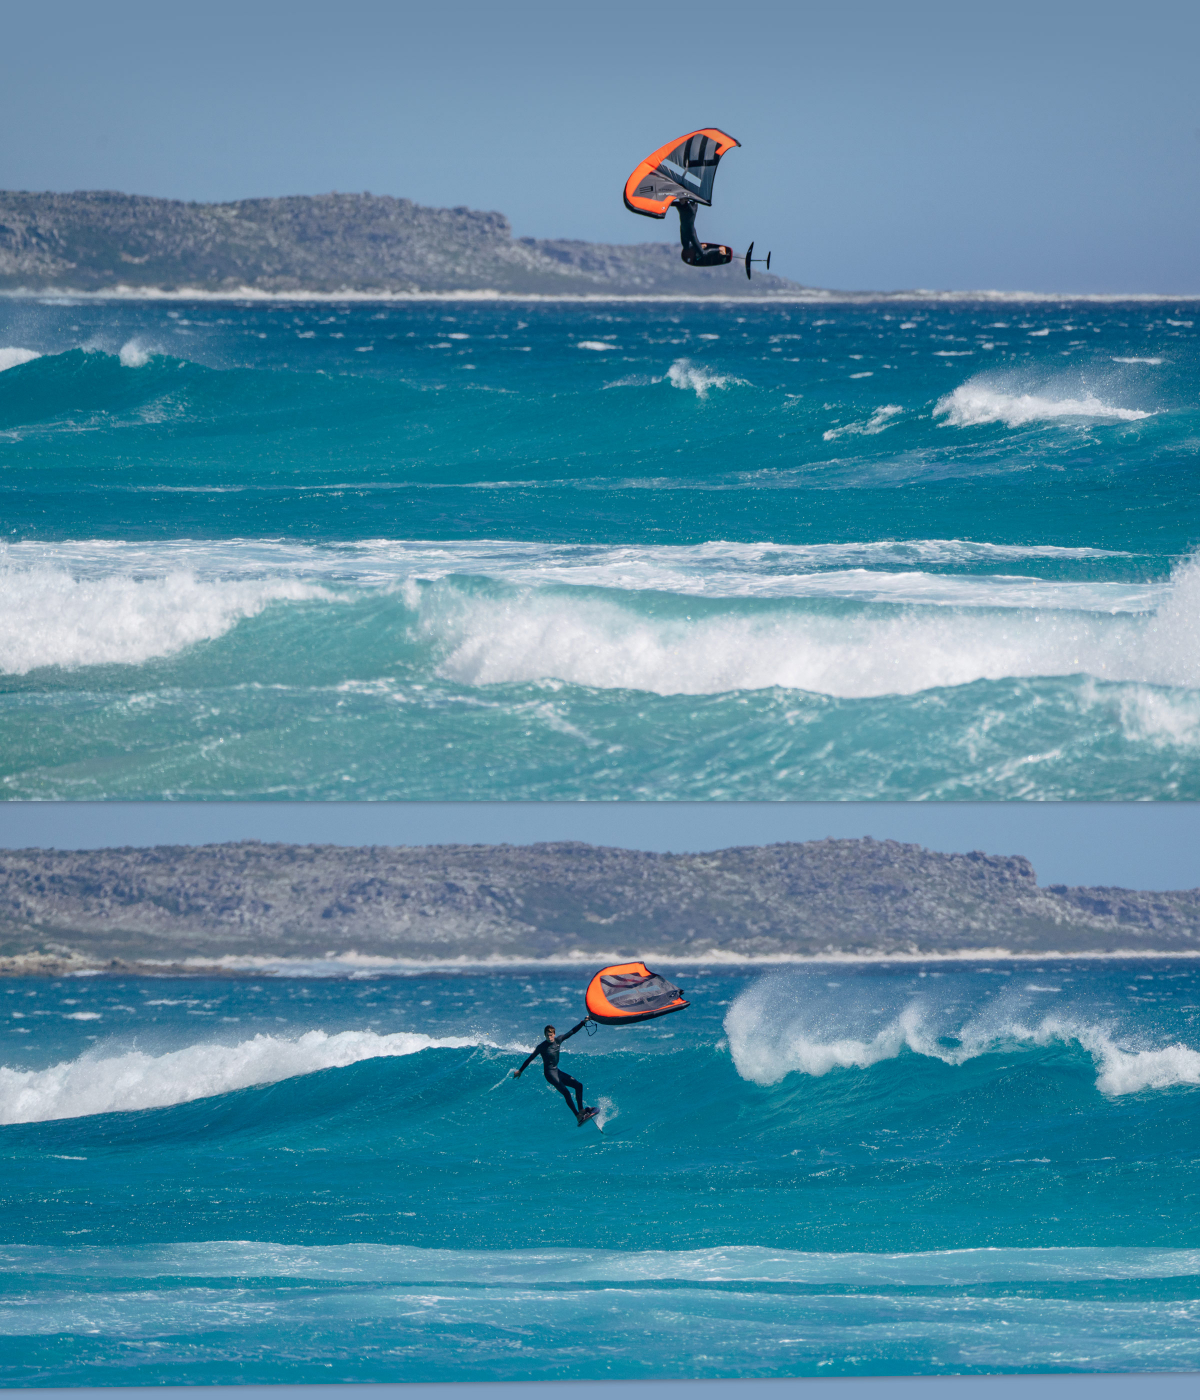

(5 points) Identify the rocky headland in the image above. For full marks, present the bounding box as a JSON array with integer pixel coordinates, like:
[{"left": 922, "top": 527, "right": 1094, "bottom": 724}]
[
  {"left": 1, "top": 837, "right": 1198, "bottom": 975},
  {"left": 0, "top": 190, "right": 811, "bottom": 298}
]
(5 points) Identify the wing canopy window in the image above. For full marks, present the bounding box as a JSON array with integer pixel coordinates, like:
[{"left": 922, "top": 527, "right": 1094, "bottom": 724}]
[{"left": 623, "top": 129, "right": 740, "bottom": 219}]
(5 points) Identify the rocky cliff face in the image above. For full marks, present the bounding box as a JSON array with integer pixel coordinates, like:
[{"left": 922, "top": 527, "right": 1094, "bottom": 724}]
[
  {"left": 0, "top": 191, "right": 808, "bottom": 297},
  {"left": 1, "top": 838, "right": 1197, "bottom": 973}
]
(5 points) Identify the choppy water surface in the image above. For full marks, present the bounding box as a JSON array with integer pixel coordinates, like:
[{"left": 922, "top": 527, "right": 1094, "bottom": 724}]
[
  {"left": 2, "top": 961, "right": 1199, "bottom": 1382},
  {"left": 2, "top": 297, "right": 1199, "bottom": 798}
]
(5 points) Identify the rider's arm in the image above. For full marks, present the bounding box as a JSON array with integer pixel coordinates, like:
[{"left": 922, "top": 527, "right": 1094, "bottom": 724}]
[
  {"left": 514, "top": 1042, "right": 545, "bottom": 1077},
  {"left": 558, "top": 1019, "right": 588, "bottom": 1044}
]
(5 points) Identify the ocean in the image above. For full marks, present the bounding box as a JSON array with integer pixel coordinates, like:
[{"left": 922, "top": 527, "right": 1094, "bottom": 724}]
[
  {"left": 0, "top": 296, "right": 1198, "bottom": 800},
  {"left": 2, "top": 960, "right": 1199, "bottom": 1383}
]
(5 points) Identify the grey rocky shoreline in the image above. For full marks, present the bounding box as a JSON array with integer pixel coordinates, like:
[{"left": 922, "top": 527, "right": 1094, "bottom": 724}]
[
  {"left": 1, "top": 837, "right": 1198, "bottom": 976},
  {"left": 0, "top": 190, "right": 809, "bottom": 299}
]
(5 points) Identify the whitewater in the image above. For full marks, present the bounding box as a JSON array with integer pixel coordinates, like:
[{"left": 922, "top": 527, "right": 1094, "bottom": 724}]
[
  {"left": 2, "top": 962, "right": 1199, "bottom": 1383},
  {"left": 1, "top": 296, "right": 1198, "bottom": 798}
]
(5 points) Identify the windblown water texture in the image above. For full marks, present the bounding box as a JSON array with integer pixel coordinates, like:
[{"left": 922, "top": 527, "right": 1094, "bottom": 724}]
[
  {"left": 1, "top": 297, "right": 1198, "bottom": 798},
  {"left": 2, "top": 962, "right": 1200, "bottom": 1382}
]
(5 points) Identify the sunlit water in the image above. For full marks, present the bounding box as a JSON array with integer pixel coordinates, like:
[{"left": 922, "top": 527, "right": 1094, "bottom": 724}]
[
  {"left": 1, "top": 298, "right": 1198, "bottom": 798},
  {"left": 2, "top": 961, "right": 1199, "bottom": 1382}
]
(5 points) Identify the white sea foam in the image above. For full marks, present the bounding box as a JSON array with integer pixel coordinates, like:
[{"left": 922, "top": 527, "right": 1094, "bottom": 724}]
[
  {"left": 0, "top": 1029, "right": 516, "bottom": 1125},
  {"left": 43, "top": 949, "right": 1197, "bottom": 979},
  {"left": 1, "top": 536, "right": 1130, "bottom": 575},
  {"left": 5, "top": 284, "right": 1197, "bottom": 305},
  {"left": 0, "top": 346, "right": 41, "bottom": 373},
  {"left": 724, "top": 977, "right": 1200, "bottom": 1097},
  {"left": 0, "top": 563, "right": 328, "bottom": 674},
  {"left": 1104, "top": 682, "right": 1200, "bottom": 750},
  {"left": 666, "top": 358, "right": 745, "bottom": 397},
  {"left": 935, "top": 378, "right": 1153, "bottom": 427},
  {"left": 575, "top": 341, "right": 618, "bottom": 352},
  {"left": 823, "top": 405, "right": 904, "bottom": 441},
  {"left": 4, "top": 1240, "right": 1198, "bottom": 1286},
  {"left": 421, "top": 554, "right": 1200, "bottom": 697},
  {"left": 1112, "top": 357, "right": 1164, "bottom": 365},
  {"left": 4, "top": 538, "right": 1193, "bottom": 693},
  {"left": 0, "top": 538, "right": 1139, "bottom": 606}
]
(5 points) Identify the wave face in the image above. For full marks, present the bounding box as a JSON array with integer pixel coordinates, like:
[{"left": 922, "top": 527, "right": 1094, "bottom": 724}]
[
  {"left": 2, "top": 963, "right": 1199, "bottom": 1383},
  {"left": 1, "top": 299, "right": 1198, "bottom": 798}
]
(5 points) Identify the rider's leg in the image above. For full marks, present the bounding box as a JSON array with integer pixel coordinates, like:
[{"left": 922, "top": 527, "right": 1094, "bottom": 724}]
[
  {"left": 676, "top": 200, "right": 700, "bottom": 254},
  {"left": 547, "top": 1068, "right": 583, "bottom": 1117},
  {"left": 557, "top": 1072, "right": 585, "bottom": 1114}
]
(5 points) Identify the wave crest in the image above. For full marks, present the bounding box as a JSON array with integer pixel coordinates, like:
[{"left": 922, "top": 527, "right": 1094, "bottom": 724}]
[
  {"left": 0, "top": 563, "right": 329, "bottom": 674},
  {"left": 724, "top": 976, "right": 1200, "bottom": 1096},
  {"left": 418, "top": 555, "right": 1200, "bottom": 697},
  {"left": 0, "top": 346, "right": 41, "bottom": 373},
  {"left": 667, "top": 358, "right": 745, "bottom": 397},
  {"left": 0, "top": 1029, "right": 510, "bottom": 1124},
  {"left": 935, "top": 378, "right": 1153, "bottom": 427}
]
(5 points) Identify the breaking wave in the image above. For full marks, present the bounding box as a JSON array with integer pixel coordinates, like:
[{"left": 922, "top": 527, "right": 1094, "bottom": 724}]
[
  {"left": 0, "top": 346, "right": 40, "bottom": 373},
  {"left": 666, "top": 357, "right": 745, "bottom": 397},
  {"left": 0, "top": 563, "right": 330, "bottom": 674},
  {"left": 0, "top": 1029, "right": 516, "bottom": 1125},
  {"left": 420, "top": 554, "right": 1200, "bottom": 697},
  {"left": 724, "top": 976, "right": 1200, "bottom": 1096},
  {"left": 935, "top": 378, "right": 1153, "bottom": 427}
]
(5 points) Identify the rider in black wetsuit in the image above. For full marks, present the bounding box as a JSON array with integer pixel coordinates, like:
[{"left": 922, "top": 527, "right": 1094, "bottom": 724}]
[
  {"left": 676, "top": 199, "right": 733, "bottom": 268},
  {"left": 514, "top": 1019, "right": 588, "bottom": 1122}
]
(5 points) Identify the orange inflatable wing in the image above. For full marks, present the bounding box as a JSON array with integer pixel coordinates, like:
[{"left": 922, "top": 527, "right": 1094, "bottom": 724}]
[
  {"left": 585, "top": 961, "right": 689, "bottom": 1025},
  {"left": 623, "top": 129, "right": 741, "bottom": 219}
]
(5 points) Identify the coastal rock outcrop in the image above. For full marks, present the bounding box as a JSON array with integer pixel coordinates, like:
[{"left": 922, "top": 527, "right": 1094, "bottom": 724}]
[
  {"left": 0, "top": 190, "right": 808, "bottom": 297},
  {"left": 1, "top": 837, "right": 1197, "bottom": 972}
]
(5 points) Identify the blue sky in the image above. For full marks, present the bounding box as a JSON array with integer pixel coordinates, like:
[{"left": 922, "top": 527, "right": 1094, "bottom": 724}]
[
  {"left": 2, "top": 804, "right": 1197, "bottom": 892},
  {"left": 2, "top": 0, "right": 1197, "bottom": 292}
]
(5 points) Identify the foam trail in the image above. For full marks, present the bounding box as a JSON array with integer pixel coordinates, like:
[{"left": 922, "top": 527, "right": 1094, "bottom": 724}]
[
  {"left": 936, "top": 378, "right": 1153, "bottom": 427},
  {"left": 824, "top": 405, "right": 904, "bottom": 441},
  {"left": 0, "top": 566, "right": 329, "bottom": 673},
  {"left": 0, "top": 346, "right": 40, "bottom": 372},
  {"left": 0, "top": 1030, "right": 519, "bottom": 1124}
]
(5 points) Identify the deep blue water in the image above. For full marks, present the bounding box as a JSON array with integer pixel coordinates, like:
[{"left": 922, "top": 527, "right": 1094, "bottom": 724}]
[
  {"left": 2, "top": 961, "right": 1199, "bottom": 1382},
  {"left": 1, "top": 296, "right": 1199, "bottom": 799}
]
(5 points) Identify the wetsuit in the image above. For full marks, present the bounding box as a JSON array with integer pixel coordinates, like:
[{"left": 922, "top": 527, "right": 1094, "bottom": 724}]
[
  {"left": 676, "top": 200, "right": 733, "bottom": 268},
  {"left": 517, "top": 1019, "right": 587, "bottom": 1118}
]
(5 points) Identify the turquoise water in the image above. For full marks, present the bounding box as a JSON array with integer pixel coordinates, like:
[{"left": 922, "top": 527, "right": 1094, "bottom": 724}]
[
  {"left": 2, "top": 962, "right": 1200, "bottom": 1382},
  {"left": 1, "top": 297, "right": 1199, "bottom": 799}
]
